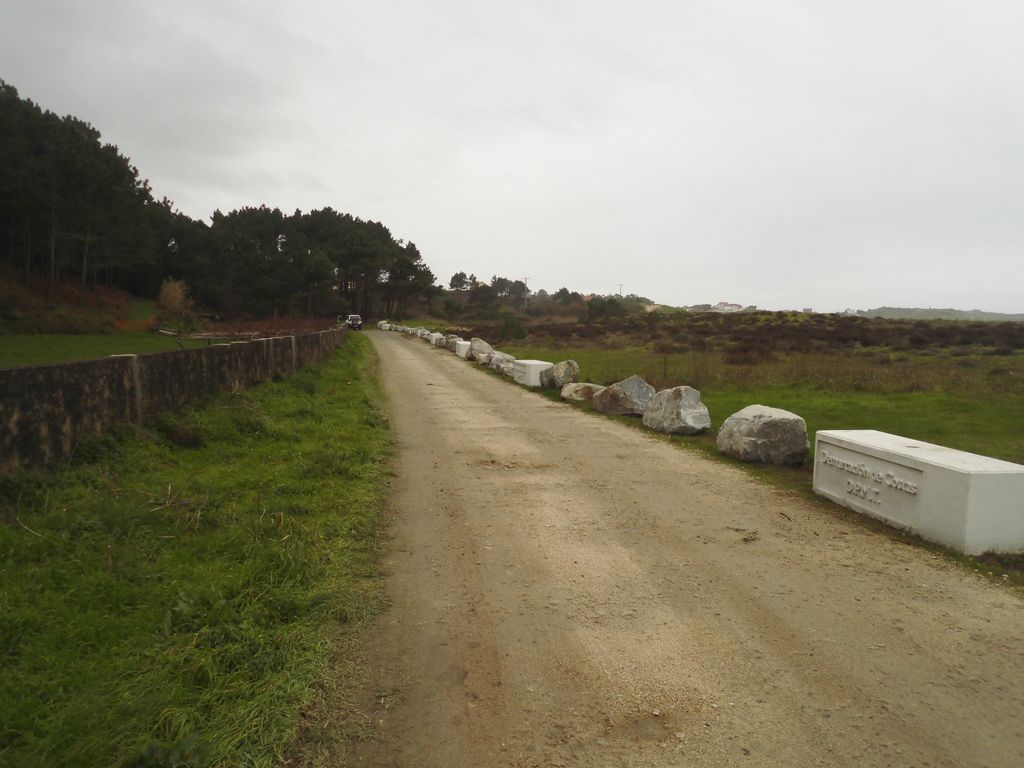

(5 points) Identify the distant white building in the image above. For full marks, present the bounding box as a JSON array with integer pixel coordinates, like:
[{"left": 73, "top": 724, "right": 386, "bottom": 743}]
[{"left": 712, "top": 301, "right": 744, "bottom": 313}]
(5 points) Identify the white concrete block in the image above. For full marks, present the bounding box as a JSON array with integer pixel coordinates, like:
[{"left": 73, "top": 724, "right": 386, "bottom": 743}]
[
  {"left": 813, "top": 429, "right": 1024, "bottom": 555},
  {"left": 455, "top": 340, "right": 471, "bottom": 359},
  {"left": 429, "top": 332, "right": 446, "bottom": 346},
  {"left": 513, "top": 359, "right": 554, "bottom": 387}
]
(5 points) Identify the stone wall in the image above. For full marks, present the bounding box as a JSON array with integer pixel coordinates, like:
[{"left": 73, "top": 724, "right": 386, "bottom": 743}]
[{"left": 0, "top": 328, "right": 346, "bottom": 470}]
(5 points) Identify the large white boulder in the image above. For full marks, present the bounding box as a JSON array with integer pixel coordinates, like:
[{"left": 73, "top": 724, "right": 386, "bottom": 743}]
[
  {"left": 513, "top": 359, "right": 554, "bottom": 387},
  {"left": 469, "top": 337, "right": 494, "bottom": 364},
  {"left": 642, "top": 386, "right": 711, "bottom": 435},
  {"left": 429, "top": 332, "right": 446, "bottom": 346},
  {"left": 540, "top": 360, "right": 580, "bottom": 389},
  {"left": 592, "top": 375, "right": 655, "bottom": 416},
  {"left": 716, "top": 405, "right": 809, "bottom": 466},
  {"left": 561, "top": 383, "right": 605, "bottom": 403},
  {"left": 377, "top": 320, "right": 391, "bottom": 330},
  {"left": 455, "top": 340, "right": 471, "bottom": 358}
]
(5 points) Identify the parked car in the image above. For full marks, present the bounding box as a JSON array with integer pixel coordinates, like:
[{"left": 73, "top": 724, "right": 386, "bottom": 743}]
[{"left": 345, "top": 314, "right": 363, "bottom": 330}]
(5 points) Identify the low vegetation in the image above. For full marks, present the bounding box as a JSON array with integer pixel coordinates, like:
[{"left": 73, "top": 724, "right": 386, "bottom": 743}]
[
  {"left": 0, "top": 274, "right": 145, "bottom": 335},
  {"left": 488, "top": 310, "right": 1024, "bottom": 357},
  {"left": 501, "top": 340, "right": 1024, "bottom": 465},
  {"left": 494, "top": 311, "right": 1024, "bottom": 468},
  {"left": 0, "top": 334, "right": 391, "bottom": 766},
  {"left": 497, "top": 321, "right": 1024, "bottom": 583},
  {"left": 0, "top": 332, "right": 212, "bottom": 369}
]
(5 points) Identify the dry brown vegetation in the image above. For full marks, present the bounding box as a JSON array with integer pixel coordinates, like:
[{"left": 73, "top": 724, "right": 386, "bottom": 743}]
[
  {"left": 470, "top": 311, "right": 1024, "bottom": 394},
  {"left": 510, "top": 311, "right": 1024, "bottom": 357}
]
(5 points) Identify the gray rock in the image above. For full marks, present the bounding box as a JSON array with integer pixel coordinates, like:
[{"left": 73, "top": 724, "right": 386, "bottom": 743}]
[
  {"left": 560, "top": 383, "right": 606, "bottom": 403},
  {"left": 716, "top": 404, "right": 809, "bottom": 466},
  {"left": 642, "top": 386, "right": 711, "bottom": 435},
  {"left": 591, "top": 375, "right": 655, "bottom": 416},
  {"left": 540, "top": 360, "right": 580, "bottom": 389},
  {"left": 498, "top": 360, "right": 517, "bottom": 376},
  {"left": 469, "top": 337, "right": 494, "bottom": 364},
  {"left": 488, "top": 351, "right": 516, "bottom": 370}
]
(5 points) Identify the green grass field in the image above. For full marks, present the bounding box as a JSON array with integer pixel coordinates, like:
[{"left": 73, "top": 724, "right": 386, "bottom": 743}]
[
  {"left": 0, "top": 332, "right": 209, "bottom": 369},
  {"left": 128, "top": 299, "right": 157, "bottom": 321},
  {"left": 0, "top": 334, "right": 391, "bottom": 766},
  {"left": 502, "top": 343, "right": 1024, "bottom": 465}
]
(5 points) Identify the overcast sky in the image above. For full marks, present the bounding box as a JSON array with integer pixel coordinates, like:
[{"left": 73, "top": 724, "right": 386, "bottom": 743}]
[{"left": 2, "top": 1, "right": 1022, "bottom": 311}]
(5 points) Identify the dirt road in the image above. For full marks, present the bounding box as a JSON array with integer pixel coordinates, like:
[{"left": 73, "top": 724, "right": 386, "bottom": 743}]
[{"left": 343, "top": 330, "right": 1023, "bottom": 767}]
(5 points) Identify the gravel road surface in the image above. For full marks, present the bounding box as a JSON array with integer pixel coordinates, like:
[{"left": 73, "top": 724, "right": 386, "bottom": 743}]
[{"left": 341, "top": 330, "right": 1023, "bottom": 767}]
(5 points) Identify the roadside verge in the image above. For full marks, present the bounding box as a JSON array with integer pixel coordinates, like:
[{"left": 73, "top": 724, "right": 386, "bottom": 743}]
[{"left": 0, "top": 334, "right": 392, "bottom": 766}]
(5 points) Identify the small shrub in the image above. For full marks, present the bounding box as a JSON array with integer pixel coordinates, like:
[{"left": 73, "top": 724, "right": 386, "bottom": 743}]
[
  {"left": 156, "top": 279, "right": 198, "bottom": 332},
  {"left": 151, "top": 412, "right": 205, "bottom": 448},
  {"left": 498, "top": 315, "right": 527, "bottom": 340},
  {"left": 443, "top": 298, "right": 462, "bottom": 319},
  {"left": 70, "top": 431, "right": 124, "bottom": 464}
]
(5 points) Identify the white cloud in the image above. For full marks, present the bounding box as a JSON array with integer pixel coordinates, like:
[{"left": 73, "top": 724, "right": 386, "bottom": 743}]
[{"left": 2, "top": 0, "right": 1022, "bottom": 310}]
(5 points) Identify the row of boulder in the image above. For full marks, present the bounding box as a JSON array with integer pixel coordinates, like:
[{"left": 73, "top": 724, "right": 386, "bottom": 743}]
[
  {"left": 562, "top": 375, "right": 808, "bottom": 465},
  {"left": 377, "top": 321, "right": 809, "bottom": 466}
]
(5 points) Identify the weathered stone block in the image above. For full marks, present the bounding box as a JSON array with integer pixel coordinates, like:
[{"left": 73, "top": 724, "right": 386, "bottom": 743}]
[
  {"left": 540, "top": 360, "right": 580, "bottom": 389},
  {"left": 561, "top": 383, "right": 605, "bottom": 402},
  {"left": 469, "top": 338, "right": 494, "bottom": 364},
  {"left": 642, "top": 386, "right": 711, "bottom": 434},
  {"left": 813, "top": 430, "right": 1024, "bottom": 554},
  {"left": 592, "top": 375, "right": 654, "bottom": 416},
  {"left": 513, "top": 359, "right": 554, "bottom": 387}
]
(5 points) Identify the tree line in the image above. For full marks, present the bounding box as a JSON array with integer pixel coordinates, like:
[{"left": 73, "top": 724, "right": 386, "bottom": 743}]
[
  {"left": 445, "top": 270, "right": 656, "bottom": 322},
  {"left": 0, "top": 80, "right": 436, "bottom": 319}
]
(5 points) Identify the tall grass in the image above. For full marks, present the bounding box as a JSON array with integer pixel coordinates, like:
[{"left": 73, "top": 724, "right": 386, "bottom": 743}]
[
  {"left": 502, "top": 343, "right": 1024, "bottom": 464},
  {"left": 503, "top": 344, "right": 1024, "bottom": 396},
  {"left": 0, "top": 334, "right": 391, "bottom": 766}
]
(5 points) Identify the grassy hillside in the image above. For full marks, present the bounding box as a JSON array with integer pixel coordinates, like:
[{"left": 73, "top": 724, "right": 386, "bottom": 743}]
[
  {"left": 0, "top": 273, "right": 204, "bottom": 368},
  {"left": 0, "top": 273, "right": 151, "bottom": 334},
  {"left": 0, "top": 334, "right": 391, "bottom": 766}
]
